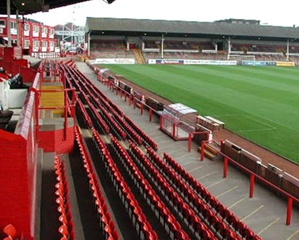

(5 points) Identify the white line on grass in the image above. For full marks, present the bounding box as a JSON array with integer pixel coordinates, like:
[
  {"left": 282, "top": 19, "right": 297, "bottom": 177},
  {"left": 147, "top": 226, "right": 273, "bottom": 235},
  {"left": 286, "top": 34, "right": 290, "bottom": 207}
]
[
  {"left": 240, "top": 114, "right": 277, "bottom": 130},
  {"left": 214, "top": 113, "right": 277, "bottom": 132},
  {"left": 238, "top": 127, "right": 276, "bottom": 133}
]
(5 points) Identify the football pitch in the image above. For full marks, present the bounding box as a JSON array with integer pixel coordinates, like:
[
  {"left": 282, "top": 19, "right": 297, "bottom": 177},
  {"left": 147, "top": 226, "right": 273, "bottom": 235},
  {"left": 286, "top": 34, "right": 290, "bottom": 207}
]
[{"left": 101, "top": 64, "right": 299, "bottom": 163}]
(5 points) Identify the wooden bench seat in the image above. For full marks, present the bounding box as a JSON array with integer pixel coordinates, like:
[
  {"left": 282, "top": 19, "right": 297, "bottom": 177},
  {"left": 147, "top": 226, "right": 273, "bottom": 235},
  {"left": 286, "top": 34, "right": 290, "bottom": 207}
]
[
  {"left": 205, "top": 116, "right": 225, "bottom": 128},
  {"left": 196, "top": 115, "right": 220, "bottom": 132}
]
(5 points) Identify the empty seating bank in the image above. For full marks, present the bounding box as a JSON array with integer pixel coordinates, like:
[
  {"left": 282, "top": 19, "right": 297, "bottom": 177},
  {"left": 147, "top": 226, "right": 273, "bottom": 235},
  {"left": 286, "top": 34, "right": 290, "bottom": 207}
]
[{"left": 62, "top": 61, "right": 261, "bottom": 239}]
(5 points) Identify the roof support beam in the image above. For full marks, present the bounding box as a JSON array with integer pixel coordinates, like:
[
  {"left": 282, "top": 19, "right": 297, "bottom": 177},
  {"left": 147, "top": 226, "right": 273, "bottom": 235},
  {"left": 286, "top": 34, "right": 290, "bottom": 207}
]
[{"left": 6, "top": 0, "right": 12, "bottom": 47}]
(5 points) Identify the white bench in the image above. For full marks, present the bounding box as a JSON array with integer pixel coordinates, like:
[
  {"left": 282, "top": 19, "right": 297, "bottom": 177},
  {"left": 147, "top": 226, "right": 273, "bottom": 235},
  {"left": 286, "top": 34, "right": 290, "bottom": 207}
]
[
  {"left": 205, "top": 116, "right": 225, "bottom": 129},
  {"left": 196, "top": 115, "right": 220, "bottom": 132}
]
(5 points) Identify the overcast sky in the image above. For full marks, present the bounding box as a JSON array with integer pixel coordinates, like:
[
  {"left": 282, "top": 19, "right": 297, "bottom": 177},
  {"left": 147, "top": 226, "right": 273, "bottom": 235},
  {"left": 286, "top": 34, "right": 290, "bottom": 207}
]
[{"left": 27, "top": 0, "right": 299, "bottom": 27}]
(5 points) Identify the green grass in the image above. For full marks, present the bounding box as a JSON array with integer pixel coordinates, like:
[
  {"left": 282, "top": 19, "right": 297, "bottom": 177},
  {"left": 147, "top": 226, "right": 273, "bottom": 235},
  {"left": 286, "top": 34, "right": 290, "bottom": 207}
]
[{"left": 100, "top": 64, "right": 299, "bottom": 162}]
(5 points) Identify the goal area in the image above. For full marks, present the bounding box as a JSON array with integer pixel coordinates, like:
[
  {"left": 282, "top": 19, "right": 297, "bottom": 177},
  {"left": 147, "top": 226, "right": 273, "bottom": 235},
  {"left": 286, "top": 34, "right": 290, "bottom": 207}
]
[{"left": 228, "top": 55, "right": 255, "bottom": 65}]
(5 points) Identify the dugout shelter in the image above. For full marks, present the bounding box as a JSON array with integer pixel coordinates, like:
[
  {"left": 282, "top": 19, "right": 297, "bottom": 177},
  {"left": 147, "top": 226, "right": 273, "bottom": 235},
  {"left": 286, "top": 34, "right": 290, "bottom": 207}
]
[{"left": 160, "top": 103, "right": 197, "bottom": 140}]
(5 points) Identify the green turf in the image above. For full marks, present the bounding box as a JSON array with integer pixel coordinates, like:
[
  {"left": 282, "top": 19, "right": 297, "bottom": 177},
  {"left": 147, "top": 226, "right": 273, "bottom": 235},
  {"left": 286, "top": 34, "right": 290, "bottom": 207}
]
[{"left": 99, "top": 64, "right": 299, "bottom": 163}]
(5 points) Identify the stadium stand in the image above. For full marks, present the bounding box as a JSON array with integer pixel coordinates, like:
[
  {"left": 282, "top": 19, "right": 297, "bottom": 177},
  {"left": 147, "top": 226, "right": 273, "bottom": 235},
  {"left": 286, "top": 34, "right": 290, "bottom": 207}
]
[
  {"left": 4, "top": 14, "right": 299, "bottom": 240},
  {"left": 85, "top": 18, "right": 299, "bottom": 65}
]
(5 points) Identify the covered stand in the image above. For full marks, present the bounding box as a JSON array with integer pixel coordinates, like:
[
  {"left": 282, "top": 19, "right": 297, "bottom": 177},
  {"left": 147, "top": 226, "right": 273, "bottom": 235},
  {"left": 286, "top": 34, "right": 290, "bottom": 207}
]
[{"left": 160, "top": 103, "right": 197, "bottom": 140}]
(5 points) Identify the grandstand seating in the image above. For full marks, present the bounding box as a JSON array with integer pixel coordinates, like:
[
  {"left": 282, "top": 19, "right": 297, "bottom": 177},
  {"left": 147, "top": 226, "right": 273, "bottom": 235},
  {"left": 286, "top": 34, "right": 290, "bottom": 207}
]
[
  {"left": 162, "top": 152, "right": 261, "bottom": 239},
  {"left": 109, "top": 136, "right": 190, "bottom": 239},
  {"left": 54, "top": 155, "right": 75, "bottom": 240},
  {"left": 133, "top": 144, "right": 240, "bottom": 239},
  {"left": 91, "top": 40, "right": 126, "bottom": 50},
  {"left": 74, "top": 126, "right": 120, "bottom": 240},
  {"left": 123, "top": 114, "right": 158, "bottom": 150},
  {"left": 62, "top": 62, "right": 158, "bottom": 149},
  {"left": 87, "top": 36, "right": 299, "bottom": 65},
  {"left": 91, "top": 128, "right": 159, "bottom": 239},
  {"left": 57, "top": 60, "right": 263, "bottom": 239},
  {"left": 89, "top": 40, "right": 136, "bottom": 59}
]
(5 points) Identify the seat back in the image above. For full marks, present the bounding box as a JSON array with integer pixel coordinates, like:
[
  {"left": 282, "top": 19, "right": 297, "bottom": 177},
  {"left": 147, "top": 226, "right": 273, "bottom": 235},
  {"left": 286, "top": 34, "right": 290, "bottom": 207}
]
[{"left": 3, "top": 224, "right": 17, "bottom": 239}]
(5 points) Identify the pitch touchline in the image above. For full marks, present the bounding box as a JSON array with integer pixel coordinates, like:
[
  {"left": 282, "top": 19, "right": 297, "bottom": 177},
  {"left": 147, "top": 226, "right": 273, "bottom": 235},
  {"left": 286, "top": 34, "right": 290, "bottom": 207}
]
[
  {"left": 240, "top": 114, "right": 276, "bottom": 130},
  {"left": 238, "top": 127, "right": 277, "bottom": 133},
  {"left": 215, "top": 113, "right": 277, "bottom": 131}
]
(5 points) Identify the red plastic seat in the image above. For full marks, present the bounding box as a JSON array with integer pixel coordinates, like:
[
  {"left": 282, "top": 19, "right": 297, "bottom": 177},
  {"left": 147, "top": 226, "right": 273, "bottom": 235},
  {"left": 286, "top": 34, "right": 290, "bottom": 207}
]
[
  {"left": 3, "top": 224, "right": 17, "bottom": 239},
  {"left": 58, "top": 224, "right": 69, "bottom": 238},
  {"left": 110, "top": 229, "right": 120, "bottom": 240},
  {"left": 59, "top": 213, "right": 68, "bottom": 225},
  {"left": 57, "top": 205, "right": 66, "bottom": 215}
]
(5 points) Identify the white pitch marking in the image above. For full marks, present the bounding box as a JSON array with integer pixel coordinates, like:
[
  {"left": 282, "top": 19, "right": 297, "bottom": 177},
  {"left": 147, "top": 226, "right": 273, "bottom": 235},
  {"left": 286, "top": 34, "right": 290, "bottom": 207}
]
[{"left": 215, "top": 113, "right": 277, "bottom": 132}]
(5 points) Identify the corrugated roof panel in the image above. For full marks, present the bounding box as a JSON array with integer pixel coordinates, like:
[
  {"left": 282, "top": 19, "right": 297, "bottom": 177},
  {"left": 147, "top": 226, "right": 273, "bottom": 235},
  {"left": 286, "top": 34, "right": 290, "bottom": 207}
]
[{"left": 86, "top": 17, "right": 299, "bottom": 41}]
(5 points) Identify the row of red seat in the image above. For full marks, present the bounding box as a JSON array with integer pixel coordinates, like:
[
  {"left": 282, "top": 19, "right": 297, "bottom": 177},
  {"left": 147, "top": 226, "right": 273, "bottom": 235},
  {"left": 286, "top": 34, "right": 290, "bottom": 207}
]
[
  {"left": 66, "top": 61, "right": 220, "bottom": 237},
  {"left": 85, "top": 97, "right": 110, "bottom": 134},
  {"left": 62, "top": 59, "right": 77, "bottom": 69},
  {"left": 63, "top": 63, "right": 117, "bottom": 116},
  {"left": 104, "top": 81, "right": 159, "bottom": 151},
  {"left": 91, "top": 127, "right": 159, "bottom": 239},
  {"left": 123, "top": 114, "right": 158, "bottom": 150},
  {"left": 110, "top": 106, "right": 144, "bottom": 145},
  {"left": 61, "top": 63, "right": 158, "bottom": 150},
  {"left": 63, "top": 65, "right": 128, "bottom": 140},
  {"left": 109, "top": 136, "right": 191, "bottom": 240},
  {"left": 62, "top": 61, "right": 258, "bottom": 239},
  {"left": 69, "top": 80, "right": 111, "bottom": 135},
  {"left": 97, "top": 103, "right": 127, "bottom": 139},
  {"left": 65, "top": 64, "right": 132, "bottom": 143},
  {"left": 54, "top": 155, "right": 75, "bottom": 240},
  {"left": 162, "top": 152, "right": 262, "bottom": 240},
  {"left": 144, "top": 147, "right": 243, "bottom": 239},
  {"left": 63, "top": 65, "right": 126, "bottom": 139},
  {"left": 76, "top": 69, "right": 154, "bottom": 148},
  {"left": 74, "top": 126, "right": 120, "bottom": 240},
  {"left": 99, "top": 92, "right": 158, "bottom": 150},
  {"left": 61, "top": 61, "right": 173, "bottom": 238},
  {"left": 76, "top": 98, "right": 94, "bottom": 128},
  {"left": 128, "top": 142, "right": 219, "bottom": 239}
]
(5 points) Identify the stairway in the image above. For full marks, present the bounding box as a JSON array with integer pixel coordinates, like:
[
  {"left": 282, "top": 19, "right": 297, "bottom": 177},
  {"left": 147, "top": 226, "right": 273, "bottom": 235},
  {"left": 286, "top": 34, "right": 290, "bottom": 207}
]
[
  {"left": 133, "top": 49, "right": 146, "bottom": 64},
  {"left": 198, "top": 141, "right": 221, "bottom": 160}
]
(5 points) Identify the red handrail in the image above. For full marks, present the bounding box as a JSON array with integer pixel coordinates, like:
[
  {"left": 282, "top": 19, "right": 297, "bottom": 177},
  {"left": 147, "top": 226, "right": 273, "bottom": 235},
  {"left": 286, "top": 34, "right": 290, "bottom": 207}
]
[{"left": 200, "top": 139, "right": 299, "bottom": 225}]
